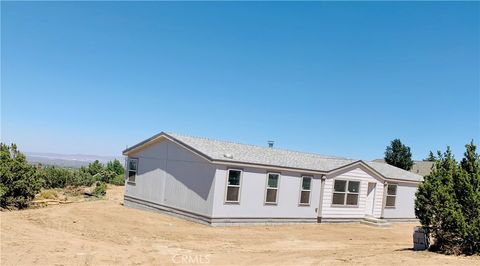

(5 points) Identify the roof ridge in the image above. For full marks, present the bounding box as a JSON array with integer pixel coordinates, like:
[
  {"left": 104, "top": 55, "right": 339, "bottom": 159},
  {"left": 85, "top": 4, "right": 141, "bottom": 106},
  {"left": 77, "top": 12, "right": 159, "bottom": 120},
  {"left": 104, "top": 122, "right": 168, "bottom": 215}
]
[{"left": 166, "top": 132, "right": 352, "bottom": 160}]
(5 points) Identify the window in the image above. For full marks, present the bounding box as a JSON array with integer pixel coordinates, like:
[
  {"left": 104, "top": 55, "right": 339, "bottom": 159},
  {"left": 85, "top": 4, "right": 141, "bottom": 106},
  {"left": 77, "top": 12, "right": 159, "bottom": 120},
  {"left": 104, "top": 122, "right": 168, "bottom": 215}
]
[
  {"left": 332, "top": 180, "right": 360, "bottom": 206},
  {"left": 299, "top": 176, "right": 312, "bottom": 205},
  {"left": 265, "top": 173, "right": 280, "bottom": 204},
  {"left": 127, "top": 158, "right": 138, "bottom": 183},
  {"left": 225, "top": 169, "right": 242, "bottom": 203},
  {"left": 386, "top": 184, "right": 397, "bottom": 207}
]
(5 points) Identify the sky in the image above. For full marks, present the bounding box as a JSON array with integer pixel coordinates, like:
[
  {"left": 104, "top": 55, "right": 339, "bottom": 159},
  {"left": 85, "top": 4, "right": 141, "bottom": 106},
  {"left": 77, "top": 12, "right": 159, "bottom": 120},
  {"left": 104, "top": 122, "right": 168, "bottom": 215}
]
[{"left": 1, "top": 1, "right": 479, "bottom": 160}]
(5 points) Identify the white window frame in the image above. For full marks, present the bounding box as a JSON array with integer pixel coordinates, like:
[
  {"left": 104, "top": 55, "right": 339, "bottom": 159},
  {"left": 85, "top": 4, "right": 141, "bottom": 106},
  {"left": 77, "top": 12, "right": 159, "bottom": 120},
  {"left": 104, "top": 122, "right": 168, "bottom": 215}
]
[
  {"left": 299, "top": 176, "right": 312, "bottom": 206},
  {"left": 264, "top": 172, "right": 280, "bottom": 205},
  {"left": 385, "top": 184, "right": 397, "bottom": 208},
  {"left": 331, "top": 179, "right": 360, "bottom": 207},
  {"left": 224, "top": 169, "right": 243, "bottom": 204},
  {"left": 127, "top": 158, "right": 138, "bottom": 183}
]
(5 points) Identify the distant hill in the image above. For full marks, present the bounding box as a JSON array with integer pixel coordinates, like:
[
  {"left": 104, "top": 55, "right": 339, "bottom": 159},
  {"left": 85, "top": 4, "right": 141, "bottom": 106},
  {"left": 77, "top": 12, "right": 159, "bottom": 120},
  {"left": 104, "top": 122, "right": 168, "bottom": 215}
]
[{"left": 25, "top": 152, "right": 124, "bottom": 168}]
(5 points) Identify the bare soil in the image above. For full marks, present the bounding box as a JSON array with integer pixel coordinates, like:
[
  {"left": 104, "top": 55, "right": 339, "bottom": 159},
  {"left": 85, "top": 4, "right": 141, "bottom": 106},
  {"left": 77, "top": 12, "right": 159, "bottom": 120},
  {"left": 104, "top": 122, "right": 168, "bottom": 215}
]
[{"left": 1, "top": 186, "right": 478, "bottom": 265}]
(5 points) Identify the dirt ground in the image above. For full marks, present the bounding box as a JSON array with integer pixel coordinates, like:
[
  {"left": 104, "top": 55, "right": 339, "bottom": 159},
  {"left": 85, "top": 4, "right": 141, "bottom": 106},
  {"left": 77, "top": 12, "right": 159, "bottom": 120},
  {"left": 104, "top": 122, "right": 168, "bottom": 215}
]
[{"left": 1, "top": 186, "right": 478, "bottom": 265}]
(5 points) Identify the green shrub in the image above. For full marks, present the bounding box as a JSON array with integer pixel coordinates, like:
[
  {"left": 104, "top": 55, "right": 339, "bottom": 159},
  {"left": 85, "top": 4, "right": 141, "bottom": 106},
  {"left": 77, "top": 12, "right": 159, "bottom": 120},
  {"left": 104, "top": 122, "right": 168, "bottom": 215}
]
[
  {"left": 67, "top": 169, "right": 95, "bottom": 187},
  {"left": 110, "top": 174, "right": 125, "bottom": 186},
  {"left": 87, "top": 160, "right": 104, "bottom": 176},
  {"left": 94, "top": 169, "right": 125, "bottom": 185},
  {"left": 415, "top": 142, "right": 480, "bottom": 255},
  {"left": 38, "top": 165, "right": 95, "bottom": 188},
  {"left": 40, "top": 166, "right": 70, "bottom": 188},
  {"left": 0, "top": 143, "right": 43, "bottom": 209},
  {"left": 106, "top": 159, "right": 125, "bottom": 176},
  {"left": 92, "top": 181, "right": 107, "bottom": 197},
  {"left": 98, "top": 170, "right": 116, "bottom": 183}
]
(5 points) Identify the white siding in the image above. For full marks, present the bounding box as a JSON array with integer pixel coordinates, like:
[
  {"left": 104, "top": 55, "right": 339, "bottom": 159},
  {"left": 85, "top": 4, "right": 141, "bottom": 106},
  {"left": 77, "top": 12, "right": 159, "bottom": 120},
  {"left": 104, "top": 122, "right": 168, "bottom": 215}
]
[
  {"left": 321, "top": 168, "right": 384, "bottom": 219},
  {"left": 382, "top": 182, "right": 418, "bottom": 219},
  {"left": 211, "top": 166, "right": 320, "bottom": 219},
  {"left": 124, "top": 139, "right": 419, "bottom": 222},
  {"left": 125, "top": 139, "right": 216, "bottom": 217}
]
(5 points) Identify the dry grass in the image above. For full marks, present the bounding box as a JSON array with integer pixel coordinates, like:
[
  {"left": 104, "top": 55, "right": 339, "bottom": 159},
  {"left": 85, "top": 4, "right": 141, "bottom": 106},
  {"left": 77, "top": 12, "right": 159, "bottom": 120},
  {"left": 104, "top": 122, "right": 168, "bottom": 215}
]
[
  {"left": 1, "top": 186, "right": 478, "bottom": 265},
  {"left": 30, "top": 186, "right": 106, "bottom": 209},
  {"left": 36, "top": 189, "right": 60, "bottom": 200}
]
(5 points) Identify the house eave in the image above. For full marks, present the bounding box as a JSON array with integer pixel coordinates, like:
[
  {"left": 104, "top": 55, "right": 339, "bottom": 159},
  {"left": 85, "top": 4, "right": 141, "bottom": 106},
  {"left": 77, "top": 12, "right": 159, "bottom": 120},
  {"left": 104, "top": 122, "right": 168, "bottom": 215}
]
[{"left": 211, "top": 159, "right": 328, "bottom": 176}]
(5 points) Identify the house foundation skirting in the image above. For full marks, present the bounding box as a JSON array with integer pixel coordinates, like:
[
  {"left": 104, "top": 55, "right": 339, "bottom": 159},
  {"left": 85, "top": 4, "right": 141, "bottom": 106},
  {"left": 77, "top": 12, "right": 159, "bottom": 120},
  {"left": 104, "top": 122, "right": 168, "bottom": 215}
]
[
  {"left": 209, "top": 217, "right": 317, "bottom": 226},
  {"left": 124, "top": 195, "right": 212, "bottom": 225},
  {"left": 124, "top": 195, "right": 317, "bottom": 226},
  {"left": 317, "top": 217, "right": 365, "bottom": 223},
  {"left": 383, "top": 217, "right": 419, "bottom": 223},
  {"left": 125, "top": 196, "right": 416, "bottom": 226}
]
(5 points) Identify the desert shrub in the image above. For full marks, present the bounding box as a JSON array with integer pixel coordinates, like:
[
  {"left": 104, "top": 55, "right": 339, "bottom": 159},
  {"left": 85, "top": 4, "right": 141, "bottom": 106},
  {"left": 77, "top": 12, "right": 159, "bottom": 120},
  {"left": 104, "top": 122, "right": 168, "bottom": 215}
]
[
  {"left": 40, "top": 166, "right": 70, "bottom": 188},
  {"left": 101, "top": 170, "right": 116, "bottom": 183},
  {"left": 92, "top": 181, "right": 107, "bottom": 197},
  {"left": 106, "top": 159, "right": 125, "bottom": 176},
  {"left": 415, "top": 142, "right": 480, "bottom": 255},
  {"left": 67, "top": 168, "right": 95, "bottom": 187},
  {"left": 110, "top": 174, "right": 125, "bottom": 186},
  {"left": 87, "top": 160, "right": 104, "bottom": 176},
  {"left": 38, "top": 165, "right": 95, "bottom": 188},
  {"left": 94, "top": 169, "right": 121, "bottom": 184},
  {"left": 0, "top": 143, "right": 43, "bottom": 209}
]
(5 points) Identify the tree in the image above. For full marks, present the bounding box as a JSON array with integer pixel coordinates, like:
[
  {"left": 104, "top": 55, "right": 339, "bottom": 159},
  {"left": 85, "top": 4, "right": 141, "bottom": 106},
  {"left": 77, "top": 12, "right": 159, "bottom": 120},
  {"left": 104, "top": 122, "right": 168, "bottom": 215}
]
[
  {"left": 425, "top": 151, "right": 437, "bottom": 162},
  {"left": 87, "top": 160, "right": 104, "bottom": 176},
  {"left": 106, "top": 159, "right": 124, "bottom": 176},
  {"left": 0, "top": 143, "right": 42, "bottom": 209},
  {"left": 415, "top": 142, "right": 480, "bottom": 255},
  {"left": 384, "top": 139, "right": 414, "bottom": 170}
]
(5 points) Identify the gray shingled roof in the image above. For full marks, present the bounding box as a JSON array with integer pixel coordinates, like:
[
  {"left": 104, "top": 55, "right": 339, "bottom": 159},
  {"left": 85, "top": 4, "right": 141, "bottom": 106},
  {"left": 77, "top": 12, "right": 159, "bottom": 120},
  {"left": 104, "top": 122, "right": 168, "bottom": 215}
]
[
  {"left": 410, "top": 161, "right": 434, "bottom": 176},
  {"left": 125, "top": 132, "right": 423, "bottom": 182},
  {"left": 374, "top": 159, "right": 434, "bottom": 177},
  {"left": 364, "top": 161, "right": 423, "bottom": 182}
]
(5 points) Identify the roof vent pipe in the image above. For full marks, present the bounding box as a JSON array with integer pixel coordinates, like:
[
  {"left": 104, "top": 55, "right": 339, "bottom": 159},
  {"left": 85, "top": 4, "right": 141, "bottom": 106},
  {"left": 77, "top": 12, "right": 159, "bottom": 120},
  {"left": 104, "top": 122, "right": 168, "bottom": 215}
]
[{"left": 268, "top": 141, "right": 274, "bottom": 148}]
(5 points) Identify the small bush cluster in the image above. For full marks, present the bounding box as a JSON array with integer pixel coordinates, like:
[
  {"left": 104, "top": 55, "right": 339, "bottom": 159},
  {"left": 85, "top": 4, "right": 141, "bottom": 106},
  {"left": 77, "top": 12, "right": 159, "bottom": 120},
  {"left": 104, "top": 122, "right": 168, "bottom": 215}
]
[
  {"left": 110, "top": 174, "right": 126, "bottom": 186},
  {"left": 92, "top": 181, "right": 107, "bottom": 197},
  {"left": 0, "top": 142, "right": 126, "bottom": 209},
  {"left": 37, "top": 160, "right": 125, "bottom": 189},
  {"left": 38, "top": 166, "right": 96, "bottom": 188},
  {"left": 91, "top": 160, "right": 125, "bottom": 185}
]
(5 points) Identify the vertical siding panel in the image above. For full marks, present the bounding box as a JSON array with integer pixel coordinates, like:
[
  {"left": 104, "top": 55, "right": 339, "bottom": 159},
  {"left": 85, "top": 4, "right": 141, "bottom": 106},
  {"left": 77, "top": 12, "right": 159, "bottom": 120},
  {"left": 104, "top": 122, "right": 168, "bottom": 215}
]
[
  {"left": 211, "top": 168, "right": 320, "bottom": 219},
  {"left": 124, "top": 139, "right": 217, "bottom": 217},
  {"left": 382, "top": 183, "right": 418, "bottom": 219}
]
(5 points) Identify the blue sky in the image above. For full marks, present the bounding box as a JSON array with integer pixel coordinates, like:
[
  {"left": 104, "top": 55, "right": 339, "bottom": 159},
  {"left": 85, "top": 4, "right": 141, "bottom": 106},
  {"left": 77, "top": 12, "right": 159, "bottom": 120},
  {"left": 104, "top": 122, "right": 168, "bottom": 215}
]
[{"left": 2, "top": 2, "right": 479, "bottom": 160}]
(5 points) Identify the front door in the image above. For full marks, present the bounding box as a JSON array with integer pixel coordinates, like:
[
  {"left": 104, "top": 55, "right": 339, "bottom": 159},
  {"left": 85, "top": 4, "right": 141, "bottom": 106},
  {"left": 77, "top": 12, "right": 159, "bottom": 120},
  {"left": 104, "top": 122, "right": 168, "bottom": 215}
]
[{"left": 365, "top": 182, "right": 376, "bottom": 216}]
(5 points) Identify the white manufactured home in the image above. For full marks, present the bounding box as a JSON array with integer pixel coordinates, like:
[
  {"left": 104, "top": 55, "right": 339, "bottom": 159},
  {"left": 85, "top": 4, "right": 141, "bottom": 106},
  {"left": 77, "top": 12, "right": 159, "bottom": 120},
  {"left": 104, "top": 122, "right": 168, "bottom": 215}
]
[{"left": 122, "top": 132, "right": 422, "bottom": 226}]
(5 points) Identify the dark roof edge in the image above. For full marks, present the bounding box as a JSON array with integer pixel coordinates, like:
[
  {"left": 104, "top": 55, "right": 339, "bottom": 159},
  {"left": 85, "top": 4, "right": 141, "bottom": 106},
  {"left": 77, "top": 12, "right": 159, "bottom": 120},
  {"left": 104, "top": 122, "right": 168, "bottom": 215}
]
[{"left": 122, "top": 131, "right": 167, "bottom": 155}]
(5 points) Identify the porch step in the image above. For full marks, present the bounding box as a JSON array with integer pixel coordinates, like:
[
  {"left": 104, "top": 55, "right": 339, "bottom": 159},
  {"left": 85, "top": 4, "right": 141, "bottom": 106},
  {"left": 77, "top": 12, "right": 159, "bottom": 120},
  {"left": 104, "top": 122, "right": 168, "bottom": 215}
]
[{"left": 360, "top": 216, "right": 392, "bottom": 228}]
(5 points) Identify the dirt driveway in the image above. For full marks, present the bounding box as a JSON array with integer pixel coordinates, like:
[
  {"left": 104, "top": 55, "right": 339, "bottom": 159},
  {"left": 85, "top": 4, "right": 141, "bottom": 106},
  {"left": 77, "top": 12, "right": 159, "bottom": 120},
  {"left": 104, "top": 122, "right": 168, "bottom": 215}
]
[{"left": 1, "top": 186, "right": 478, "bottom": 265}]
